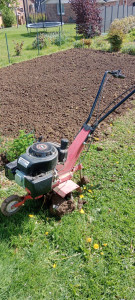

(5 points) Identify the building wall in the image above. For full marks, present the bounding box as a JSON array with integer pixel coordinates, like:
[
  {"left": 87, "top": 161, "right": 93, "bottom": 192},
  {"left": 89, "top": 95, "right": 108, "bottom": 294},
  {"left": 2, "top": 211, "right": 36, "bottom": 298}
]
[{"left": 46, "top": 3, "right": 75, "bottom": 23}]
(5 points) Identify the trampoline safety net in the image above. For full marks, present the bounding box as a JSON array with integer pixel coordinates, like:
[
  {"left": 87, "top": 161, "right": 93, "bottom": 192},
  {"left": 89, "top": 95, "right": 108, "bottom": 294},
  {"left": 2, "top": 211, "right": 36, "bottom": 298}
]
[{"left": 23, "top": 0, "right": 63, "bottom": 28}]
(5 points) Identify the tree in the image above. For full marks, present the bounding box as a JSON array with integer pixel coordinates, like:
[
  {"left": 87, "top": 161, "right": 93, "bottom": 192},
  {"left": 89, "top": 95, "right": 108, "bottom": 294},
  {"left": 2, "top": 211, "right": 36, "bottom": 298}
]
[
  {"left": 0, "top": 0, "right": 17, "bottom": 10},
  {"left": 2, "top": 6, "right": 16, "bottom": 27},
  {"left": 70, "top": 0, "right": 102, "bottom": 38},
  {"left": 0, "top": 0, "right": 17, "bottom": 27}
]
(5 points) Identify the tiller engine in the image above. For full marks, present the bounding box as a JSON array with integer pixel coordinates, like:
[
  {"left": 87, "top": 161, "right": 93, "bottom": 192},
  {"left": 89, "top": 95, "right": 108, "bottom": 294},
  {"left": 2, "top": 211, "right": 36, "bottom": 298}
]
[{"left": 1, "top": 70, "right": 135, "bottom": 216}]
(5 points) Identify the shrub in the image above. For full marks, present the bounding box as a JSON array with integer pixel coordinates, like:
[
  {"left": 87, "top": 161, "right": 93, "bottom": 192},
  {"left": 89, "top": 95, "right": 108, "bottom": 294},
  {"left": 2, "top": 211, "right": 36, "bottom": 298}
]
[
  {"left": 128, "top": 28, "right": 135, "bottom": 41},
  {"left": 121, "top": 42, "right": 135, "bottom": 55},
  {"left": 32, "top": 33, "right": 47, "bottom": 49},
  {"left": 53, "top": 34, "right": 66, "bottom": 46},
  {"left": 6, "top": 130, "right": 35, "bottom": 162},
  {"left": 109, "top": 16, "right": 135, "bottom": 35},
  {"left": 70, "top": 0, "right": 102, "bottom": 38},
  {"left": 13, "top": 41, "right": 24, "bottom": 56},
  {"left": 83, "top": 38, "right": 91, "bottom": 47},
  {"left": 107, "top": 29, "right": 124, "bottom": 51},
  {"left": 91, "top": 37, "right": 110, "bottom": 51},
  {"left": 2, "top": 7, "right": 16, "bottom": 28}
]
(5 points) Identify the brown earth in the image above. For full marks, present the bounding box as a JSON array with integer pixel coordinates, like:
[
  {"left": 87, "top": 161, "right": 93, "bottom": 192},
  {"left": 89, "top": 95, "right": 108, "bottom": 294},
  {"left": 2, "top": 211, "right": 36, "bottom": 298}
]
[{"left": 0, "top": 49, "right": 135, "bottom": 144}]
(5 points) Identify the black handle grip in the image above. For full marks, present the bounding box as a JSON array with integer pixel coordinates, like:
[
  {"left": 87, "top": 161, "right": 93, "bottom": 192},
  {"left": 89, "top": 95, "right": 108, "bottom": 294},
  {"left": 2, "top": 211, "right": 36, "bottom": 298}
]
[{"left": 109, "top": 70, "right": 125, "bottom": 79}]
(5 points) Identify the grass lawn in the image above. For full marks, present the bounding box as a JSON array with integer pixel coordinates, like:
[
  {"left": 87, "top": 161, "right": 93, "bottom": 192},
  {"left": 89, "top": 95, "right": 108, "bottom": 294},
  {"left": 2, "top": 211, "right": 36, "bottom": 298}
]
[
  {"left": 0, "top": 24, "right": 77, "bottom": 68},
  {"left": 0, "top": 107, "right": 135, "bottom": 299}
]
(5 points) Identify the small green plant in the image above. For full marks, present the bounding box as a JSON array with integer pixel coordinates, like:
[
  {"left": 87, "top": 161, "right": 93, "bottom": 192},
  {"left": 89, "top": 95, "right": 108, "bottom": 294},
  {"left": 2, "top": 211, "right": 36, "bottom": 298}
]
[
  {"left": 121, "top": 42, "right": 135, "bottom": 55},
  {"left": 5, "top": 130, "right": 35, "bottom": 162},
  {"left": 73, "top": 40, "right": 84, "bottom": 48},
  {"left": 13, "top": 41, "right": 24, "bottom": 56},
  {"left": 107, "top": 29, "right": 124, "bottom": 52},
  {"left": 128, "top": 28, "right": 135, "bottom": 41},
  {"left": 32, "top": 33, "right": 47, "bottom": 49},
  {"left": 53, "top": 34, "right": 66, "bottom": 46},
  {"left": 91, "top": 36, "right": 110, "bottom": 51}
]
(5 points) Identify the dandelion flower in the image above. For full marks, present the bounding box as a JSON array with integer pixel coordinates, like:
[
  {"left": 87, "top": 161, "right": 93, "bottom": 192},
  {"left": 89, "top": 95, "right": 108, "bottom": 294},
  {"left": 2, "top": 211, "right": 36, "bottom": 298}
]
[
  {"left": 80, "top": 208, "right": 85, "bottom": 214},
  {"left": 116, "top": 161, "right": 119, "bottom": 164},
  {"left": 53, "top": 263, "right": 56, "bottom": 268},
  {"left": 103, "top": 243, "right": 107, "bottom": 247},
  {"left": 100, "top": 252, "right": 104, "bottom": 255},
  {"left": 93, "top": 243, "right": 99, "bottom": 250},
  {"left": 29, "top": 214, "right": 34, "bottom": 218},
  {"left": 80, "top": 194, "right": 84, "bottom": 199},
  {"left": 86, "top": 237, "right": 92, "bottom": 243},
  {"left": 88, "top": 189, "right": 92, "bottom": 193},
  {"left": 45, "top": 232, "right": 49, "bottom": 235}
]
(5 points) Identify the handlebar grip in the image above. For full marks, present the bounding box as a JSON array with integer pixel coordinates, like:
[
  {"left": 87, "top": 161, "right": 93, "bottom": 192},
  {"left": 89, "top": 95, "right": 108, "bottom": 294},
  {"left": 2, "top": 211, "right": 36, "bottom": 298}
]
[{"left": 109, "top": 70, "right": 125, "bottom": 79}]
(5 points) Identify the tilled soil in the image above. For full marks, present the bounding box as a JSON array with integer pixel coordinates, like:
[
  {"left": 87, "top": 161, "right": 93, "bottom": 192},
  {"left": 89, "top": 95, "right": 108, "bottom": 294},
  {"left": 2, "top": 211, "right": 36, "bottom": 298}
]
[{"left": 0, "top": 49, "right": 135, "bottom": 143}]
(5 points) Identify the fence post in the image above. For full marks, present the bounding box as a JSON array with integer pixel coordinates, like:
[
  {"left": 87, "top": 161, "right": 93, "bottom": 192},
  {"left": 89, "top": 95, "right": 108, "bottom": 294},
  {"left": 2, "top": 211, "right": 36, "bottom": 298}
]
[
  {"left": 104, "top": 6, "right": 106, "bottom": 33},
  {"left": 117, "top": 2, "right": 119, "bottom": 18},
  {"left": 123, "top": 0, "right": 125, "bottom": 17},
  {"left": 59, "top": 26, "right": 61, "bottom": 46},
  {"left": 110, "top": 6, "right": 113, "bottom": 25},
  {"left": 37, "top": 30, "right": 40, "bottom": 55},
  {"left": 5, "top": 33, "right": 10, "bottom": 64}
]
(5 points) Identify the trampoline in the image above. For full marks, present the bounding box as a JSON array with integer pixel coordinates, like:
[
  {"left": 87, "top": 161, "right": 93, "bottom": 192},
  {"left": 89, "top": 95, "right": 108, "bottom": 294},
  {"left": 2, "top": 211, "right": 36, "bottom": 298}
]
[
  {"left": 23, "top": 0, "right": 63, "bottom": 29},
  {"left": 27, "top": 22, "right": 64, "bottom": 29}
]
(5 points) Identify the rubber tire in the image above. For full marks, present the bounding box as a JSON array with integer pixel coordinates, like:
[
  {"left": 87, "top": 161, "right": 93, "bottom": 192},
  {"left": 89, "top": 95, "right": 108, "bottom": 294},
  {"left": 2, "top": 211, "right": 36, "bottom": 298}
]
[{"left": 1, "top": 195, "right": 22, "bottom": 216}]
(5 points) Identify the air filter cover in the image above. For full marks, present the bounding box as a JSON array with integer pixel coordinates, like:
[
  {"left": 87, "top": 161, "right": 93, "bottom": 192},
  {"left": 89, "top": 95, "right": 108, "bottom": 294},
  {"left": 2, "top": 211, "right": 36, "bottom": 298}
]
[{"left": 29, "top": 142, "right": 55, "bottom": 158}]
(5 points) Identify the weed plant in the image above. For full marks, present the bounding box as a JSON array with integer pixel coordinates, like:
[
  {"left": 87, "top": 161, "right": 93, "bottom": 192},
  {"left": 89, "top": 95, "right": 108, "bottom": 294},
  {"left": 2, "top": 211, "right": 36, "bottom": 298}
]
[
  {"left": 13, "top": 41, "right": 24, "bottom": 56},
  {"left": 4, "top": 130, "right": 35, "bottom": 162}
]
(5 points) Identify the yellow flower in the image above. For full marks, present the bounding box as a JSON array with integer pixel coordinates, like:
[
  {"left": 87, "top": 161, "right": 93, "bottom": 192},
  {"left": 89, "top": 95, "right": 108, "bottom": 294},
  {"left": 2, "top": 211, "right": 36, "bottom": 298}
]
[
  {"left": 116, "top": 161, "right": 119, "bottom": 164},
  {"left": 103, "top": 243, "right": 107, "bottom": 247},
  {"left": 86, "top": 237, "right": 92, "bottom": 243},
  {"left": 80, "top": 194, "right": 84, "bottom": 199},
  {"left": 94, "top": 137, "right": 99, "bottom": 141},
  {"left": 88, "top": 189, "right": 92, "bottom": 193},
  {"left": 93, "top": 243, "right": 99, "bottom": 250},
  {"left": 110, "top": 123, "right": 113, "bottom": 126},
  {"left": 83, "top": 186, "right": 86, "bottom": 190},
  {"left": 100, "top": 252, "right": 104, "bottom": 255},
  {"left": 53, "top": 263, "right": 56, "bottom": 268},
  {"left": 29, "top": 214, "right": 34, "bottom": 218},
  {"left": 45, "top": 232, "right": 49, "bottom": 235},
  {"left": 80, "top": 208, "right": 85, "bottom": 214}
]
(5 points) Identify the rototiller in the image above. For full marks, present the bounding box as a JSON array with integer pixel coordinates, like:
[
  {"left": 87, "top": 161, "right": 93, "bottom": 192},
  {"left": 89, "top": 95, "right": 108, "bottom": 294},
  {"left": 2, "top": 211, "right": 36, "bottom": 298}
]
[{"left": 1, "top": 70, "right": 135, "bottom": 217}]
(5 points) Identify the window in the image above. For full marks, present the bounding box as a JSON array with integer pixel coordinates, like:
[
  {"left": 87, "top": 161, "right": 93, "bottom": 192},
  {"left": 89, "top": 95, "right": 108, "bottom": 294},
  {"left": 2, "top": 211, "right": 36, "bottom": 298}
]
[{"left": 57, "top": 4, "right": 65, "bottom": 15}]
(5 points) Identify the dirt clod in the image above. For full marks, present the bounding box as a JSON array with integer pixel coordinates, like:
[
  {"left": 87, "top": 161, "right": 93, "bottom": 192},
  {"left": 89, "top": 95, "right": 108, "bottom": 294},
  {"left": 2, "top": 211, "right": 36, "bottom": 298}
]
[{"left": 49, "top": 194, "right": 75, "bottom": 217}]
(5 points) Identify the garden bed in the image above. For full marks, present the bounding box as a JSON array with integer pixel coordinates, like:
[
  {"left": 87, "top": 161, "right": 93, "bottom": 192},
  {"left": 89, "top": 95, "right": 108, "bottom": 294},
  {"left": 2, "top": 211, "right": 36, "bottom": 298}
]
[{"left": 0, "top": 49, "right": 134, "bottom": 143}]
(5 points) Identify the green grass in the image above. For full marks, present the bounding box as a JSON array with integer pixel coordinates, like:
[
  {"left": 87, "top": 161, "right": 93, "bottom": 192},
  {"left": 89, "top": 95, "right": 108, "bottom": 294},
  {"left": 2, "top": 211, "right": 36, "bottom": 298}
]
[
  {"left": 0, "top": 107, "right": 135, "bottom": 299},
  {"left": 0, "top": 24, "right": 77, "bottom": 68}
]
